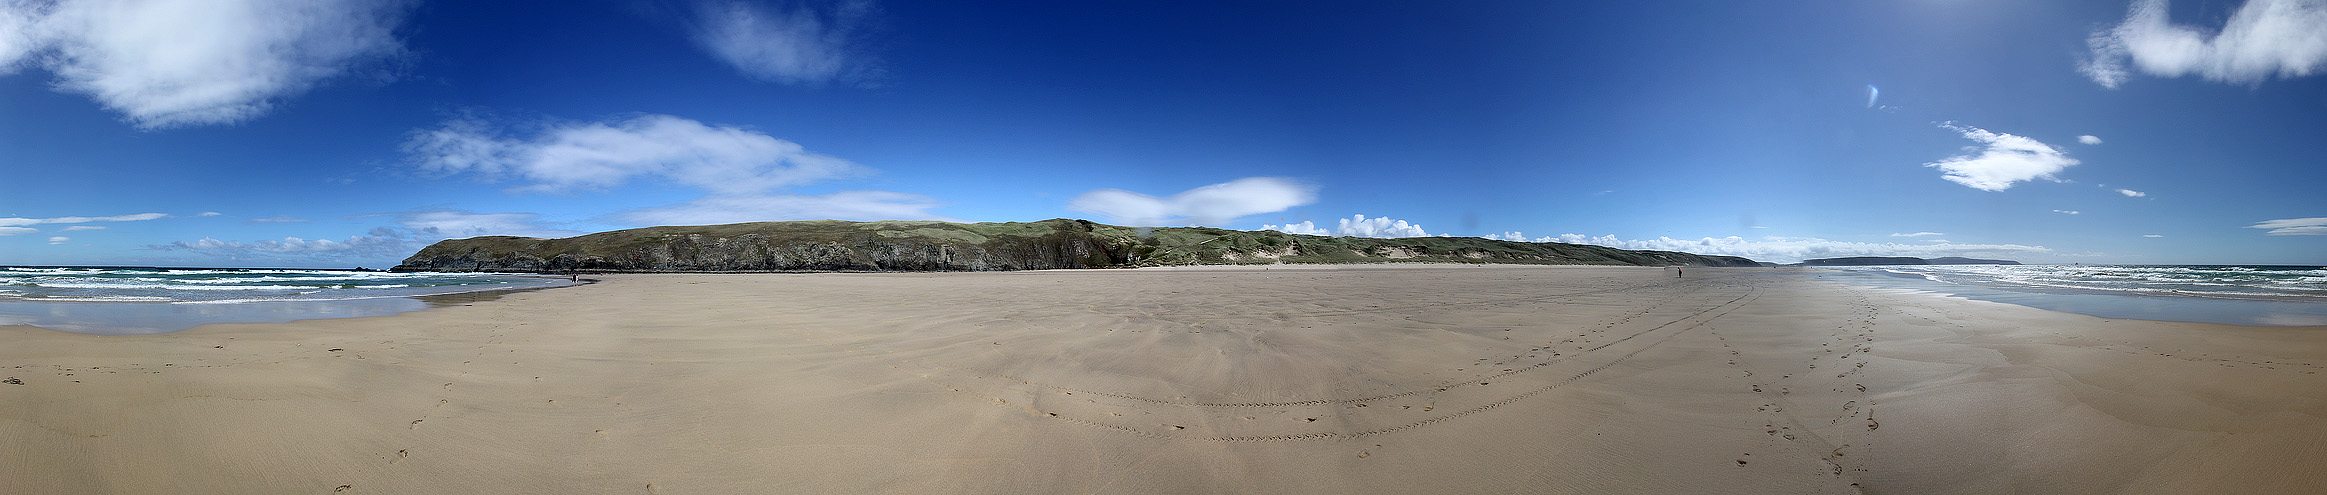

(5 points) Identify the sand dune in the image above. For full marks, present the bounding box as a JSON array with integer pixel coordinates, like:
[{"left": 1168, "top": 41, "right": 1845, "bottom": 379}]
[{"left": 3, "top": 266, "right": 2322, "bottom": 493}]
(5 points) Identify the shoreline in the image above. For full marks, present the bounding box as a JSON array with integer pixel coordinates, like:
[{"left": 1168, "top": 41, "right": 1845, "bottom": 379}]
[
  {"left": 20, "top": 262, "right": 2322, "bottom": 335},
  {"left": 0, "top": 275, "right": 588, "bottom": 335},
  {"left": 3, "top": 266, "right": 2321, "bottom": 493},
  {"left": 1806, "top": 267, "right": 2327, "bottom": 327}
]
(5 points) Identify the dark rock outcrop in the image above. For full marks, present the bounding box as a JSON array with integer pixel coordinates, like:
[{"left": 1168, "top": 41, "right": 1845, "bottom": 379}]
[{"left": 393, "top": 219, "right": 1763, "bottom": 273}]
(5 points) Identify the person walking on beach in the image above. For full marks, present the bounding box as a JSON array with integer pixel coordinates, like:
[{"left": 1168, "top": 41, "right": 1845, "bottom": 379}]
[{"left": 1676, "top": 267, "right": 1682, "bottom": 277}]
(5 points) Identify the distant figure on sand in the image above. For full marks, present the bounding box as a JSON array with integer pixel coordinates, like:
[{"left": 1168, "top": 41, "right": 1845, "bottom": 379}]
[{"left": 1676, "top": 268, "right": 1683, "bottom": 277}]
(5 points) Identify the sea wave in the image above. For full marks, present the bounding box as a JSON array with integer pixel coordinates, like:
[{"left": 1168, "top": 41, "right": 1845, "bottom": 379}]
[
  {"left": 0, "top": 266, "right": 572, "bottom": 304},
  {"left": 1827, "top": 264, "right": 2327, "bottom": 302}
]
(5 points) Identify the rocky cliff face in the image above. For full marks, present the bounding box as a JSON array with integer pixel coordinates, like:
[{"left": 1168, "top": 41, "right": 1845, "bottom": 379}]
[{"left": 393, "top": 219, "right": 1762, "bottom": 272}]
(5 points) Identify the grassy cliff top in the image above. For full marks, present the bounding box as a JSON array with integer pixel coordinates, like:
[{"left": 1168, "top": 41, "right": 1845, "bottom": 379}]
[{"left": 401, "top": 218, "right": 1762, "bottom": 271}]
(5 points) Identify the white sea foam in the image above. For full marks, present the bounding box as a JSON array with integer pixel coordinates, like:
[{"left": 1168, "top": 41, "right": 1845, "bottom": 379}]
[
  {"left": 28, "top": 296, "right": 179, "bottom": 302},
  {"left": 1829, "top": 264, "right": 2327, "bottom": 301},
  {"left": 0, "top": 266, "right": 566, "bottom": 304}
]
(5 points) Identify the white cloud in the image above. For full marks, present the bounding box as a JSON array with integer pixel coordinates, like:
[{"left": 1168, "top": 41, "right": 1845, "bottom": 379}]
[
  {"left": 1265, "top": 214, "right": 1430, "bottom": 238},
  {"left": 407, "top": 114, "right": 861, "bottom": 195},
  {"left": 1890, "top": 231, "right": 1945, "bottom": 237},
  {"left": 1335, "top": 214, "right": 1429, "bottom": 238},
  {"left": 1269, "top": 222, "right": 1333, "bottom": 236},
  {"left": 1069, "top": 177, "right": 1317, "bottom": 227},
  {"left": 0, "top": 2, "right": 37, "bottom": 69},
  {"left": 1925, "top": 123, "right": 2080, "bottom": 191},
  {"left": 2143, "top": 234, "right": 2165, "bottom": 237},
  {"left": 2079, "top": 135, "right": 2104, "bottom": 145},
  {"left": 2082, "top": 0, "right": 2327, "bottom": 88},
  {"left": 0, "top": 227, "right": 34, "bottom": 236},
  {"left": 2054, "top": 209, "right": 2082, "bottom": 214},
  {"left": 2, "top": 0, "right": 412, "bottom": 128},
  {"left": 392, "top": 209, "right": 581, "bottom": 239},
  {"left": 2249, "top": 217, "right": 2327, "bottom": 235},
  {"left": 248, "top": 215, "right": 309, "bottom": 223},
  {"left": 620, "top": 190, "right": 958, "bottom": 225},
  {"left": 46, "top": 236, "right": 68, "bottom": 244},
  {"left": 2117, "top": 188, "right": 2147, "bottom": 197},
  {"left": 687, "top": 0, "right": 876, "bottom": 85},
  {"left": 62, "top": 225, "right": 104, "bottom": 231},
  {"left": 0, "top": 212, "right": 169, "bottom": 228},
  {"left": 1534, "top": 233, "right": 2051, "bottom": 264},
  {"left": 198, "top": 211, "right": 223, "bottom": 216}
]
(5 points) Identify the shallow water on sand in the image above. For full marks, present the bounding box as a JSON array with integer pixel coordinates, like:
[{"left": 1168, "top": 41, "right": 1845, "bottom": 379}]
[{"left": 1813, "top": 266, "right": 2327, "bottom": 326}]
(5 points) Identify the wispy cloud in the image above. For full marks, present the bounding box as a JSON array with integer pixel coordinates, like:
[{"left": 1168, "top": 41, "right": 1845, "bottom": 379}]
[
  {"left": 1497, "top": 233, "right": 2051, "bottom": 264},
  {"left": 0, "top": 227, "right": 33, "bottom": 236},
  {"left": 248, "top": 215, "right": 310, "bottom": 224},
  {"left": 1925, "top": 123, "right": 2079, "bottom": 191},
  {"left": 2082, "top": 0, "right": 2327, "bottom": 88},
  {"left": 1069, "top": 177, "right": 1317, "bottom": 227},
  {"left": 2054, "top": 209, "right": 2082, "bottom": 214},
  {"left": 2143, "top": 234, "right": 2165, "bottom": 237},
  {"left": 407, "top": 114, "right": 861, "bottom": 195},
  {"left": 62, "top": 225, "right": 105, "bottom": 231},
  {"left": 2117, "top": 188, "right": 2147, "bottom": 197},
  {"left": 620, "top": 191, "right": 957, "bottom": 225},
  {"left": 159, "top": 233, "right": 413, "bottom": 257},
  {"left": 0, "top": 212, "right": 169, "bottom": 228},
  {"left": 1, "top": 0, "right": 413, "bottom": 128},
  {"left": 686, "top": 0, "right": 878, "bottom": 85},
  {"left": 1890, "top": 231, "right": 1945, "bottom": 237},
  {"left": 2249, "top": 217, "right": 2327, "bottom": 235},
  {"left": 388, "top": 209, "right": 581, "bottom": 239},
  {"left": 409, "top": 113, "right": 956, "bottom": 226},
  {"left": 2079, "top": 135, "right": 2104, "bottom": 145},
  {"left": 1264, "top": 214, "right": 1429, "bottom": 238},
  {"left": 156, "top": 209, "right": 582, "bottom": 261},
  {"left": 46, "top": 236, "right": 68, "bottom": 245}
]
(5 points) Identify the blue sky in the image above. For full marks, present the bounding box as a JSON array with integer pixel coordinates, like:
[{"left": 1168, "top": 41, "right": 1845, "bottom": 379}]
[{"left": 2, "top": 0, "right": 2323, "bottom": 267}]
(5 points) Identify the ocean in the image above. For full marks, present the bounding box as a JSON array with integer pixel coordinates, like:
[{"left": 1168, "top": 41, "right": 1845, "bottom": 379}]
[
  {"left": 1815, "top": 264, "right": 2327, "bottom": 326},
  {"left": 0, "top": 266, "right": 578, "bottom": 335}
]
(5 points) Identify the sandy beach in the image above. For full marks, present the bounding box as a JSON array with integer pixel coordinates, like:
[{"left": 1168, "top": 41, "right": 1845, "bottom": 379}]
[{"left": 3, "top": 265, "right": 2323, "bottom": 494}]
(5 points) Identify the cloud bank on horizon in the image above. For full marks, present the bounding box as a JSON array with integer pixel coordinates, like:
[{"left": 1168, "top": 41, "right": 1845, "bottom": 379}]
[
  {"left": 1483, "top": 232, "right": 2053, "bottom": 265},
  {"left": 1264, "top": 214, "right": 1431, "bottom": 239}
]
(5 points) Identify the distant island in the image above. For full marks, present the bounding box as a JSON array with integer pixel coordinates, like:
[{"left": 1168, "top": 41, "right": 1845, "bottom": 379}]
[
  {"left": 392, "top": 219, "right": 1762, "bottom": 273},
  {"left": 1790, "top": 256, "right": 2022, "bottom": 267}
]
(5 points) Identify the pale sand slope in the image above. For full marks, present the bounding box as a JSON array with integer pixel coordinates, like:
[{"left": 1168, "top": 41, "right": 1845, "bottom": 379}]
[{"left": 2, "top": 266, "right": 2323, "bottom": 494}]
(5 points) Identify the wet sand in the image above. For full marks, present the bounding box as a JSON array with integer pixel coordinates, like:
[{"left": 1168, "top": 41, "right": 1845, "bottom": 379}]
[{"left": 3, "top": 266, "right": 2322, "bottom": 493}]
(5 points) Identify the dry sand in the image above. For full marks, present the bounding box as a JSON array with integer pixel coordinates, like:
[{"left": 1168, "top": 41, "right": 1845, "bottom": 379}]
[{"left": 3, "top": 265, "right": 2323, "bottom": 494}]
